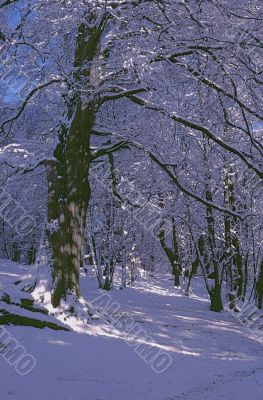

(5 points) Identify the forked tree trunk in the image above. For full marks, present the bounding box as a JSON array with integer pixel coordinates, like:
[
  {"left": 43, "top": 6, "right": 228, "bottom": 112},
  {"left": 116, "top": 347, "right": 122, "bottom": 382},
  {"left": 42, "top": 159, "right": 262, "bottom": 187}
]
[
  {"left": 158, "top": 197, "right": 181, "bottom": 287},
  {"left": 159, "top": 224, "right": 181, "bottom": 287}
]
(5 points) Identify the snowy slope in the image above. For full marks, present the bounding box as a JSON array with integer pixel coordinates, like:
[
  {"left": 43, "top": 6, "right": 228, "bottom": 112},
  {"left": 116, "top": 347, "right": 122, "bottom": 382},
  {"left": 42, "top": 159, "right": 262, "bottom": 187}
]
[{"left": 0, "top": 260, "right": 263, "bottom": 400}]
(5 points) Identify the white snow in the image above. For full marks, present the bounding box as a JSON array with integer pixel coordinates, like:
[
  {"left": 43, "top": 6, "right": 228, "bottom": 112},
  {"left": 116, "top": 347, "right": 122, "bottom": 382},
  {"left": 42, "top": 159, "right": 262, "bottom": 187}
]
[{"left": 0, "top": 259, "right": 263, "bottom": 400}]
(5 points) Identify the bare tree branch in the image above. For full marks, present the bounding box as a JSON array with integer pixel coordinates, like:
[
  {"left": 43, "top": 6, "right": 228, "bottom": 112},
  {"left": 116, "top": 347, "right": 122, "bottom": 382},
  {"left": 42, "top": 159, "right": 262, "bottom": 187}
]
[
  {"left": 0, "top": 79, "right": 62, "bottom": 142},
  {"left": 130, "top": 141, "right": 251, "bottom": 220},
  {"left": 126, "top": 94, "right": 263, "bottom": 179},
  {"left": 91, "top": 140, "right": 129, "bottom": 160},
  {"left": 0, "top": 0, "right": 19, "bottom": 8}
]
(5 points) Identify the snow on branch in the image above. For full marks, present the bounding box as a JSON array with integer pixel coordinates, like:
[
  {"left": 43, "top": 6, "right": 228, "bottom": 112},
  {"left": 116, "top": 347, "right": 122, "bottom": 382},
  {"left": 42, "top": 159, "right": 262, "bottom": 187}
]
[
  {"left": 130, "top": 141, "right": 251, "bottom": 221},
  {"left": 0, "top": 79, "right": 62, "bottom": 143},
  {"left": 0, "top": 0, "right": 19, "bottom": 8},
  {"left": 0, "top": 143, "right": 56, "bottom": 175},
  {"left": 126, "top": 94, "right": 263, "bottom": 180}
]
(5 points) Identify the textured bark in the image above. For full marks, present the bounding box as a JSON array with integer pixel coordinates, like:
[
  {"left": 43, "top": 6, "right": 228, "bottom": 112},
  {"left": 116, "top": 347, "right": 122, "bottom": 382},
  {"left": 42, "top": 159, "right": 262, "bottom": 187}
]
[
  {"left": 159, "top": 225, "right": 181, "bottom": 287},
  {"left": 45, "top": 16, "right": 105, "bottom": 307},
  {"left": 224, "top": 164, "right": 243, "bottom": 297},
  {"left": 46, "top": 102, "right": 93, "bottom": 307},
  {"left": 158, "top": 196, "right": 181, "bottom": 286},
  {"left": 256, "top": 261, "right": 263, "bottom": 309},
  {"left": 204, "top": 142, "right": 223, "bottom": 312},
  {"left": 210, "top": 283, "right": 224, "bottom": 312}
]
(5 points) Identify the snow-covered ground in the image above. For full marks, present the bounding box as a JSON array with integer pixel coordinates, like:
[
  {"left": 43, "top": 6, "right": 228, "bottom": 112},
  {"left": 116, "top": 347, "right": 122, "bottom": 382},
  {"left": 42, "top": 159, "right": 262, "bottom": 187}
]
[{"left": 0, "top": 259, "right": 263, "bottom": 400}]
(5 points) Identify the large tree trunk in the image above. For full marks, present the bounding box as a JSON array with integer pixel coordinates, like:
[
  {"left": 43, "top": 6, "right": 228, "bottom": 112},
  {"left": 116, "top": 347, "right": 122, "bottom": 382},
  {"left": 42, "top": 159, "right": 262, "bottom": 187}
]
[
  {"left": 46, "top": 101, "right": 94, "bottom": 307},
  {"left": 210, "top": 282, "right": 224, "bottom": 312},
  {"left": 44, "top": 15, "right": 105, "bottom": 307}
]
